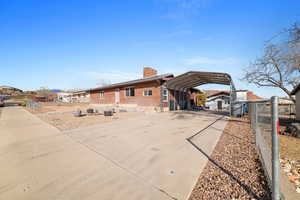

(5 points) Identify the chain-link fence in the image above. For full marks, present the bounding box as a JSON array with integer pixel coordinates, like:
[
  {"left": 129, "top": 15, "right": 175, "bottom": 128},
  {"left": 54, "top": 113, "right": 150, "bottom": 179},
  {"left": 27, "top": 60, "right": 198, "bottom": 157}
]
[
  {"left": 248, "top": 97, "right": 280, "bottom": 200},
  {"left": 26, "top": 100, "right": 40, "bottom": 111}
]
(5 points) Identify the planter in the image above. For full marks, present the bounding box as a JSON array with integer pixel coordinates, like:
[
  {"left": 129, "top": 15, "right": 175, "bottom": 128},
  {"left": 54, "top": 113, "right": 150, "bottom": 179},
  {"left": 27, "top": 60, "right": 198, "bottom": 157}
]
[{"left": 104, "top": 110, "right": 113, "bottom": 116}]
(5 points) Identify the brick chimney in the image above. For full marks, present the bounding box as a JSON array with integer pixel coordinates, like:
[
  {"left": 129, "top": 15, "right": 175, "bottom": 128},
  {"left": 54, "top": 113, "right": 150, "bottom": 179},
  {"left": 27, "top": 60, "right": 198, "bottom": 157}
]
[{"left": 143, "top": 66, "right": 157, "bottom": 78}]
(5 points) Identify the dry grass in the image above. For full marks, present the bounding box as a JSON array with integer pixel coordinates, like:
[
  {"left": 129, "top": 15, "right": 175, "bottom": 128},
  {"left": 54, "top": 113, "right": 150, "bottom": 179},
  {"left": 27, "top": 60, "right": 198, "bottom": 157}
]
[{"left": 280, "top": 135, "right": 300, "bottom": 161}]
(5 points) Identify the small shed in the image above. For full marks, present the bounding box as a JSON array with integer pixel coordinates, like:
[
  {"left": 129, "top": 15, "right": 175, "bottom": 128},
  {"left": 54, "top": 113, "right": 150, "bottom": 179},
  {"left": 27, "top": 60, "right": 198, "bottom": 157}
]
[{"left": 291, "top": 83, "right": 300, "bottom": 121}]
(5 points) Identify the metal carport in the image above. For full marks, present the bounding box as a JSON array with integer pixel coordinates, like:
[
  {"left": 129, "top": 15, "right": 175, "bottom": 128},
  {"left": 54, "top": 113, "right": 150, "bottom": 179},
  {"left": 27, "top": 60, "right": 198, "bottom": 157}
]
[{"left": 164, "top": 71, "right": 237, "bottom": 116}]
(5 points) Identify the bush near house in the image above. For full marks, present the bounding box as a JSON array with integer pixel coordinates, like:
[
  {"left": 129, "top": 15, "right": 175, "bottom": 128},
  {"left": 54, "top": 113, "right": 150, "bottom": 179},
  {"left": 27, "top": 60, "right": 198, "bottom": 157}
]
[{"left": 195, "top": 92, "right": 206, "bottom": 106}]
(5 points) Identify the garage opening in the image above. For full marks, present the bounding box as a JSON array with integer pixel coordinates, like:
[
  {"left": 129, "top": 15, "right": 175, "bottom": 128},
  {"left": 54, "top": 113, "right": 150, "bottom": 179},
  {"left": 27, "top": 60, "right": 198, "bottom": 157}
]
[{"left": 164, "top": 71, "right": 238, "bottom": 116}]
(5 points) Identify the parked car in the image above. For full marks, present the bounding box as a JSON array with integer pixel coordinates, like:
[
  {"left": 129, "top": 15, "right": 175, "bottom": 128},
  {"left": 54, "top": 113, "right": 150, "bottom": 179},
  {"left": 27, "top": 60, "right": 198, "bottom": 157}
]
[{"left": 0, "top": 97, "right": 4, "bottom": 107}]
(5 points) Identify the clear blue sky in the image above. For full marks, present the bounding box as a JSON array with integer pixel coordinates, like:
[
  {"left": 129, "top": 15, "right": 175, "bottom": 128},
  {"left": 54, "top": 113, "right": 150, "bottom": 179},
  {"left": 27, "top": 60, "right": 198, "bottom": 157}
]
[{"left": 1, "top": 0, "right": 299, "bottom": 97}]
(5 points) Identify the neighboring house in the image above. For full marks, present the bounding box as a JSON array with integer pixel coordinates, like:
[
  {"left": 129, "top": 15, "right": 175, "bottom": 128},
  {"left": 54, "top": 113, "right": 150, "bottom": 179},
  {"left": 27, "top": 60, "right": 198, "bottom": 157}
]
[
  {"left": 57, "top": 92, "right": 73, "bottom": 103},
  {"left": 89, "top": 67, "right": 174, "bottom": 112},
  {"left": 246, "top": 91, "right": 263, "bottom": 101},
  {"left": 205, "top": 91, "right": 230, "bottom": 111},
  {"left": 57, "top": 91, "right": 90, "bottom": 103},
  {"left": 71, "top": 90, "right": 90, "bottom": 103},
  {"left": 291, "top": 84, "right": 300, "bottom": 121},
  {"left": 204, "top": 90, "right": 262, "bottom": 111}
]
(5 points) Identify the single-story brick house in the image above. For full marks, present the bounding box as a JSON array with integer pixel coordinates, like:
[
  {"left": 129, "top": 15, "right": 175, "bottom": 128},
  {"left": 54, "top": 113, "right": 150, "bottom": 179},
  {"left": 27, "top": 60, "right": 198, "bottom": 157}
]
[
  {"left": 89, "top": 67, "right": 175, "bottom": 112},
  {"left": 291, "top": 83, "right": 300, "bottom": 121},
  {"left": 88, "top": 68, "right": 240, "bottom": 112}
]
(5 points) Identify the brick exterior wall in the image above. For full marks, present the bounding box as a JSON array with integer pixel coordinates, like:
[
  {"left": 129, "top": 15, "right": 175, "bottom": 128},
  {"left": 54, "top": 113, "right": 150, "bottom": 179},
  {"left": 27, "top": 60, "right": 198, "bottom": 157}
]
[
  {"left": 90, "top": 81, "right": 165, "bottom": 107},
  {"left": 143, "top": 67, "right": 157, "bottom": 78}
]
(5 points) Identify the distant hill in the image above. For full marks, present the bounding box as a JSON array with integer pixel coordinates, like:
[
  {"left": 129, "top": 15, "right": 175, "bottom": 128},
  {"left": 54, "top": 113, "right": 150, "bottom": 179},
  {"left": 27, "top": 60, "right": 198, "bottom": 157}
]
[
  {"left": 50, "top": 89, "right": 63, "bottom": 93},
  {"left": 0, "top": 85, "right": 23, "bottom": 96}
]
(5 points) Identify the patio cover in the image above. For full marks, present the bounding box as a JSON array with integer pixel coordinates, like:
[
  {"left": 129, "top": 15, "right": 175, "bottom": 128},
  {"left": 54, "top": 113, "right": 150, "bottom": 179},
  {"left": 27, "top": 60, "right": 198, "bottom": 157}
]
[{"left": 165, "top": 71, "right": 236, "bottom": 91}]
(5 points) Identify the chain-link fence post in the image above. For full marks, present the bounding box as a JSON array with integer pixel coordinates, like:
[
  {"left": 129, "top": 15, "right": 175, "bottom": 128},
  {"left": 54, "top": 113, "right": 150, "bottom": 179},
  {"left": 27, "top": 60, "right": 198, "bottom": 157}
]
[{"left": 271, "top": 96, "right": 280, "bottom": 200}]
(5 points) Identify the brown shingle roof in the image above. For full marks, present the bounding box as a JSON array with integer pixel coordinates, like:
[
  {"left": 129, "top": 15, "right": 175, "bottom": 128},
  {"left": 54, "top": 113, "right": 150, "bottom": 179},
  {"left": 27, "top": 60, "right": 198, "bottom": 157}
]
[
  {"left": 89, "top": 73, "right": 174, "bottom": 91},
  {"left": 247, "top": 91, "right": 263, "bottom": 100},
  {"left": 203, "top": 90, "right": 229, "bottom": 97}
]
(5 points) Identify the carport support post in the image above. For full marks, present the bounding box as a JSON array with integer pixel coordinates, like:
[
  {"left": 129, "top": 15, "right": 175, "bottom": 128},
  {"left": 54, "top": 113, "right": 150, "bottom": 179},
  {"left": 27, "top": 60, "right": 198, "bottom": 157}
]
[
  {"left": 160, "top": 85, "right": 163, "bottom": 112},
  {"left": 271, "top": 96, "right": 280, "bottom": 200},
  {"left": 174, "top": 90, "right": 177, "bottom": 111}
]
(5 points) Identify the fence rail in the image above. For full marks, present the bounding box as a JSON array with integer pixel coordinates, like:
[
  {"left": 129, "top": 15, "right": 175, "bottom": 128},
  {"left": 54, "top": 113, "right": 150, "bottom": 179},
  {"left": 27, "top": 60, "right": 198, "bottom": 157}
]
[{"left": 248, "top": 97, "right": 280, "bottom": 200}]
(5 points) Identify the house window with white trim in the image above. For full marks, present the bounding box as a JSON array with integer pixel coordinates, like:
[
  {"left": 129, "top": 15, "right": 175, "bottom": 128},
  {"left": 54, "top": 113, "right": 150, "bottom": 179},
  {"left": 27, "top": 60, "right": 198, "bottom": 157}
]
[
  {"left": 163, "top": 88, "right": 168, "bottom": 101},
  {"left": 125, "top": 87, "right": 135, "bottom": 97},
  {"left": 99, "top": 91, "right": 105, "bottom": 99},
  {"left": 143, "top": 90, "right": 152, "bottom": 96}
]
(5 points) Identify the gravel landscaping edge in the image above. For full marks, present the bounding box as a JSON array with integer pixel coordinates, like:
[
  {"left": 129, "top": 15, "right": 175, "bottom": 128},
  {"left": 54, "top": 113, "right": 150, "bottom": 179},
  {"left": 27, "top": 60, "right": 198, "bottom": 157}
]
[{"left": 189, "top": 117, "right": 271, "bottom": 200}]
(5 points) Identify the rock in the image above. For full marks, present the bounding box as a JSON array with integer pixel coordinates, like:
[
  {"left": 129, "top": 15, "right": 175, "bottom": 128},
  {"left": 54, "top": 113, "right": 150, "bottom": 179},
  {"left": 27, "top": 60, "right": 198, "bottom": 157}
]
[
  {"left": 292, "top": 169, "right": 299, "bottom": 176},
  {"left": 289, "top": 175, "right": 297, "bottom": 183},
  {"left": 284, "top": 164, "right": 292, "bottom": 173}
]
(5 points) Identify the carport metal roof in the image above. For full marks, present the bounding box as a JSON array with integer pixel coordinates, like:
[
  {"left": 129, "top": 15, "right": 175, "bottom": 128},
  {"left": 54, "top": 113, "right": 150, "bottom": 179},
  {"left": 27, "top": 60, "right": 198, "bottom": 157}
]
[{"left": 165, "top": 71, "right": 235, "bottom": 91}]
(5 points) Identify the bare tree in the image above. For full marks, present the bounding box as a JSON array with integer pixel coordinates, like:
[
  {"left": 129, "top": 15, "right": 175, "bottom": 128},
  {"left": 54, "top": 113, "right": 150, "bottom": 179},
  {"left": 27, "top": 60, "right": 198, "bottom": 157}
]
[
  {"left": 243, "top": 23, "right": 300, "bottom": 103},
  {"left": 36, "top": 87, "right": 56, "bottom": 98}
]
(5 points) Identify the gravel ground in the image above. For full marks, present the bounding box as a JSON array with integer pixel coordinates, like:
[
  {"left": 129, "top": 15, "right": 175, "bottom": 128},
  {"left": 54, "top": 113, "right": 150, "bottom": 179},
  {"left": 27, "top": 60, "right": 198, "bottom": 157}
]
[
  {"left": 26, "top": 103, "right": 92, "bottom": 114},
  {"left": 189, "top": 118, "right": 271, "bottom": 200},
  {"left": 25, "top": 103, "right": 145, "bottom": 131},
  {"left": 36, "top": 111, "right": 144, "bottom": 131},
  {"left": 280, "top": 135, "right": 300, "bottom": 193}
]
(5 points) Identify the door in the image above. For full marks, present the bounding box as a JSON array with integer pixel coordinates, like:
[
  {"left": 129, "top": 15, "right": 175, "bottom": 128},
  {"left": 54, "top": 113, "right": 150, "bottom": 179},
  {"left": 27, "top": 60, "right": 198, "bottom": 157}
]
[
  {"left": 217, "top": 101, "right": 222, "bottom": 110},
  {"left": 115, "top": 88, "right": 120, "bottom": 105},
  {"left": 169, "top": 100, "right": 174, "bottom": 111}
]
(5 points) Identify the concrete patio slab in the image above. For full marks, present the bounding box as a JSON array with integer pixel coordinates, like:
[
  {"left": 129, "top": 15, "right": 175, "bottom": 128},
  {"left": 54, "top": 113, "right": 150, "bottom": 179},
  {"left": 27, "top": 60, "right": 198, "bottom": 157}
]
[{"left": 0, "top": 107, "right": 227, "bottom": 200}]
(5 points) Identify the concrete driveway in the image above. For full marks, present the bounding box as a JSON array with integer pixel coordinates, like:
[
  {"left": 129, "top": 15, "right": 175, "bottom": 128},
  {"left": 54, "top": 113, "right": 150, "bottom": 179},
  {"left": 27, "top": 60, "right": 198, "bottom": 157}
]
[{"left": 0, "top": 107, "right": 228, "bottom": 200}]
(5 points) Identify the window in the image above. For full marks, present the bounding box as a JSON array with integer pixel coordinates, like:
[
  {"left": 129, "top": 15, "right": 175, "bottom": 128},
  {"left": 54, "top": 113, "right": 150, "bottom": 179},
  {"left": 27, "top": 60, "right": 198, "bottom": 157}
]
[
  {"left": 143, "top": 90, "right": 152, "bottom": 96},
  {"left": 125, "top": 87, "right": 135, "bottom": 97},
  {"left": 163, "top": 88, "right": 168, "bottom": 101},
  {"left": 99, "top": 91, "right": 105, "bottom": 99}
]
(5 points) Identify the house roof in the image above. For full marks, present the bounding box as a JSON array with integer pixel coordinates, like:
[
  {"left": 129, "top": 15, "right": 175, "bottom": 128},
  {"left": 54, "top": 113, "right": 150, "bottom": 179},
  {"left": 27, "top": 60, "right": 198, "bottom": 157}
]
[
  {"left": 165, "top": 71, "right": 235, "bottom": 90},
  {"left": 89, "top": 73, "right": 174, "bottom": 91},
  {"left": 206, "top": 90, "right": 230, "bottom": 98},
  {"left": 203, "top": 90, "right": 227, "bottom": 97},
  {"left": 204, "top": 90, "right": 262, "bottom": 100},
  {"left": 291, "top": 83, "right": 300, "bottom": 95},
  {"left": 206, "top": 95, "right": 230, "bottom": 102},
  {"left": 247, "top": 91, "right": 263, "bottom": 100}
]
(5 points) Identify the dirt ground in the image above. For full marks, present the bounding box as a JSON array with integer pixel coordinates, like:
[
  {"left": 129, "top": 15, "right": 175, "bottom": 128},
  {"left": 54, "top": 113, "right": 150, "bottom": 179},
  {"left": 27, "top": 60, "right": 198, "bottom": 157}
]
[
  {"left": 26, "top": 102, "right": 92, "bottom": 114},
  {"left": 280, "top": 135, "right": 300, "bottom": 161},
  {"left": 189, "top": 118, "right": 271, "bottom": 200},
  {"left": 280, "top": 135, "right": 300, "bottom": 193},
  {"left": 37, "top": 111, "right": 144, "bottom": 131},
  {"left": 25, "top": 103, "right": 144, "bottom": 131}
]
